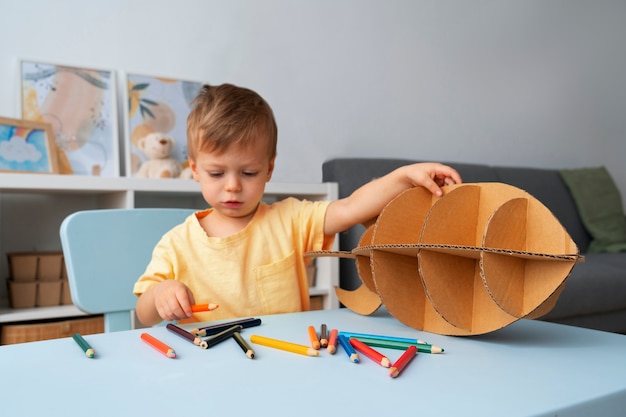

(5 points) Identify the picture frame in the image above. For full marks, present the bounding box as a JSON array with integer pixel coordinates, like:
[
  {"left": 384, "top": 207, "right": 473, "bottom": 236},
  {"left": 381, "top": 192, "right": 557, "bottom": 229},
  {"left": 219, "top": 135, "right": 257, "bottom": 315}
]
[
  {"left": 123, "top": 72, "right": 203, "bottom": 179},
  {"left": 0, "top": 116, "right": 59, "bottom": 174},
  {"left": 19, "top": 59, "right": 120, "bottom": 177}
]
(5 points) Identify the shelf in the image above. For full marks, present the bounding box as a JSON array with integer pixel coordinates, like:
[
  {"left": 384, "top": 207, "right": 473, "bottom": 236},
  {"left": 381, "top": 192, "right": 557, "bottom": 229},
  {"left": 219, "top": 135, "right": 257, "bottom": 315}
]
[
  {"left": 0, "top": 173, "right": 335, "bottom": 197},
  {"left": 0, "top": 172, "right": 340, "bottom": 330},
  {"left": 0, "top": 305, "right": 88, "bottom": 324}
]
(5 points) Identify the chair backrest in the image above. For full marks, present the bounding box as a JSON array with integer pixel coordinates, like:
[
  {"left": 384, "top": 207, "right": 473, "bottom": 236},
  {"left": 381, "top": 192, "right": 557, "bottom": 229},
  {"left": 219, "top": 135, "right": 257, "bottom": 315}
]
[{"left": 60, "top": 208, "right": 195, "bottom": 332}]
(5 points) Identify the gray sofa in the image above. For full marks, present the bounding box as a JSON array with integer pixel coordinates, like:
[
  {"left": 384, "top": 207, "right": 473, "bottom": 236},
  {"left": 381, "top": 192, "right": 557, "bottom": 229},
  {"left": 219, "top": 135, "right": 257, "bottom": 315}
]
[{"left": 322, "top": 158, "right": 626, "bottom": 334}]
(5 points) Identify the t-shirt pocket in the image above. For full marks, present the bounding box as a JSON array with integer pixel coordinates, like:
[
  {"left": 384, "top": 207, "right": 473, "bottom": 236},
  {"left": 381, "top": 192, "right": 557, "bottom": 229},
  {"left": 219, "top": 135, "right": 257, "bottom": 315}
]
[{"left": 253, "top": 251, "right": 302, "bottom": 315}]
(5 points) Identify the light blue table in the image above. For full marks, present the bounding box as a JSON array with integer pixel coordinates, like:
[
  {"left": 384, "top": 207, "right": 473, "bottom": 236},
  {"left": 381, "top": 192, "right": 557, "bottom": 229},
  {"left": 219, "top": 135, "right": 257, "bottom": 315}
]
[{"left": 1, "top": 308, "right": 625, "bottom": 417}]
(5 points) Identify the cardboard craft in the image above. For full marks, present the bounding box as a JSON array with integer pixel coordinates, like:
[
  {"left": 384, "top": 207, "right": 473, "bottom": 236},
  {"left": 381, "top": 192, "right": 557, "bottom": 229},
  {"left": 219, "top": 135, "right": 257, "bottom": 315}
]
[{"left": 308, "top": 182, "right": 584, "bottom": 336}]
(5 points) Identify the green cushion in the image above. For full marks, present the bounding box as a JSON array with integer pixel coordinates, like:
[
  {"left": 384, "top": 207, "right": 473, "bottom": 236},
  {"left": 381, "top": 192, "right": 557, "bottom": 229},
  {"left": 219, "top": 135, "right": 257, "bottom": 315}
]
[{"left": 560, "top": 167, "right": 626, "bottom": 253}]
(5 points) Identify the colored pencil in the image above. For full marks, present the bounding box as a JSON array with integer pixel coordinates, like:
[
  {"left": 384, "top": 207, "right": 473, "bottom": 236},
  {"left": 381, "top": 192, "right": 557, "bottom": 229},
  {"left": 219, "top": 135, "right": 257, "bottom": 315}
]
[
  {"left": 204, "top": 325, "right": 243, "bottom": 348},
  {"left": 352, "top": 336, "right": 444, "bottom": 354},
  {"left": 140, "top": 333, "right": 176, "bottom": 358},
  {"left": 339, "top": 331, "right": 429, "bottom": 345},
  {"left": 389, "top": 345, "right": 418, "bottom": 378},
  {"left": 190, "top": 303, "right": 219, "bottom": 313},
  {"left": 308, "top": 325, "right": 321, "bottom": 350},
  {"left": 166, "top": 323, "right": 208, "bottom": 349},
  {"left": 250, "top": 334, "right": 319, "bottom": 357},
  {"left": 319, "top": 324, "right": 328, "bottom": 348},
  {"left": 192, "top": 317, "right": 262, "bottom": 337},
  {"left": 349, "top": 337, "right": 390, "bottom": 367},
  {"left": 72, "top": 333, "right": 95, "bottom": 358},
  {"left": 337, "top": 334, "right": 359, "bottom": 363},
  {"left": 233, "top": 331, "right": 255, "bottom": 359},
  {"left": 326, "top": 328, "right": 338, "bottom": 354}
]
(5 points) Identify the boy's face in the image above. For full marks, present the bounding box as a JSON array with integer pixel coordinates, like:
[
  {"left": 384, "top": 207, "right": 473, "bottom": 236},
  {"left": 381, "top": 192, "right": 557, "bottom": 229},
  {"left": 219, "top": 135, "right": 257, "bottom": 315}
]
[{"left": 189, "top": 138, "right": 275, "bottom": 221}]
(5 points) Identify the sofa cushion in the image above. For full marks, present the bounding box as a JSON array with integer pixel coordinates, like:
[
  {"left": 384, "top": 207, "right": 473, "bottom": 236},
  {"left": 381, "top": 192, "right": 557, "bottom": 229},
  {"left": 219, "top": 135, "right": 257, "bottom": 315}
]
[
  {"left": 540, "top": 253, "right": 626, "bottom": 319},
  {"left": 560, "top": 166, "right": 626, "bottom": 253},
  {"left": 492, "top": 166, "right": 591, "bottom": 252}
]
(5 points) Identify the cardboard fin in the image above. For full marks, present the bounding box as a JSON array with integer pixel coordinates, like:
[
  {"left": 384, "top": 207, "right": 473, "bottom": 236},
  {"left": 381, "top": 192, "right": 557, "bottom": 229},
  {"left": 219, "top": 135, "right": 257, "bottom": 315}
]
[
  {"left": 356, "top": 225, "right": 377, "bottom": 293},
  {"left": 334, "top": 285, "right": 381, "bottom": 315},
  {"left": 481, "top": 194, "right": 579, "bottom": 317},
  {"left": 418, "top": 250, "right": 518, "bottom": 333}
]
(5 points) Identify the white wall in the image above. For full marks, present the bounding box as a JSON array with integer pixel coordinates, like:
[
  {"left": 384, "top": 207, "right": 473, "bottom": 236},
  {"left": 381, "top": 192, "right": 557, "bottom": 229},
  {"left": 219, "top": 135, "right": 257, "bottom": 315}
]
[{"left": 1, "top": 0, "right": 625, "bottom": 205}]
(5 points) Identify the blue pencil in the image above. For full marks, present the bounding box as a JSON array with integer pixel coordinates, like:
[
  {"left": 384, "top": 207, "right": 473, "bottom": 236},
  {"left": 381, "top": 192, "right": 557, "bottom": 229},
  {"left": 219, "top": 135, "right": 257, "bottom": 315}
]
[
  {"left": 339, "top": 331, "right": 429, "bottom": 345},
  {"left": 337, "top": 334, "right": 359, "bottom": 363}
]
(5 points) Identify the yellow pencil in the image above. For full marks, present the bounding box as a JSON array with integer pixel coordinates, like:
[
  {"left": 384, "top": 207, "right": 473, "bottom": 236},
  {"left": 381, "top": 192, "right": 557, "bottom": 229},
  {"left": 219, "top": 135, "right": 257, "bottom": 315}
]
[{"left": 250, "top": 334, "right": 319, "bottom": 357}]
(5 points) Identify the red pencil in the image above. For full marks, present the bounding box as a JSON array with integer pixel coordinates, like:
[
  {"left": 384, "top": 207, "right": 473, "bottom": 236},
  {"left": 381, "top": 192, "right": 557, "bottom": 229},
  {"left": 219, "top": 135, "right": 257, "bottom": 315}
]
[
  {"left": 326, "top": 329, "right": 338, "bottom": 354},
  {"left": 141, "top": 333, "right": 176, "bottom": 358},
  {"left": 349, "top": 337, "right": 390, "bottom": 367},
  {"left": 389, "top": 345, "right": 418, "bottom": 378},
  {"left": 307, "top": 325, "right": 320, "bottom": 350}
]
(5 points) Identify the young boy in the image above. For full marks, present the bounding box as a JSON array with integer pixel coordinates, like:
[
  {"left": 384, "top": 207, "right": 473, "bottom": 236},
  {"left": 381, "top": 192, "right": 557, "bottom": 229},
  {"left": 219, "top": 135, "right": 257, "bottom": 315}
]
[{"left": 133, "top": 83, "right": 462, "bottom": 326}]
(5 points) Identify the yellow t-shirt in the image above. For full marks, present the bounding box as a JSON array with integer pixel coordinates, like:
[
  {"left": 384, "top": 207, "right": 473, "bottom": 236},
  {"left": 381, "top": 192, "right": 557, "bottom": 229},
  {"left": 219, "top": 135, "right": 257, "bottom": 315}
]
[{"left": 133, "top": 198, "right": 334, "bottom": 322}]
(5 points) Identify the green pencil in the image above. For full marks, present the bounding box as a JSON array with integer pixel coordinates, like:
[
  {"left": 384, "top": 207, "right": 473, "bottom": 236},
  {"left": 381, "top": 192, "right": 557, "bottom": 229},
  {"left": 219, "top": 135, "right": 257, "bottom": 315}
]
[
  {"left": 354, "top": 336, "right": 444, "bottom": 354},
  {"left": 73, "top": 333, "right": 95, "bottom": 358}
]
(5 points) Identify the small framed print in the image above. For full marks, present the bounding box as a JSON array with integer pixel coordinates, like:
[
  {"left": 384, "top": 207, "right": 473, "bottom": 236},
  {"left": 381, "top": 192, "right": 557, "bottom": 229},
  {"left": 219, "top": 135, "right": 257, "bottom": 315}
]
[
  {"left": 124, "top": 72, "right": 203, "bottom": 178},
  {"left": 0, "top": 116, "right": 59, "bottom": 174},
  {"left": 20, "top": 59, "right": 120, "bottom": 177}
]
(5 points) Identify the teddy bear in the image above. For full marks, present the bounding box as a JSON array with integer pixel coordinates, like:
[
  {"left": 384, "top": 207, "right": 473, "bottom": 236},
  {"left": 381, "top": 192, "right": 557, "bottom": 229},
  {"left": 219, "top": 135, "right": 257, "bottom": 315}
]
[{"left": 135, "top": 132, "right": 192, "bottom": 179}]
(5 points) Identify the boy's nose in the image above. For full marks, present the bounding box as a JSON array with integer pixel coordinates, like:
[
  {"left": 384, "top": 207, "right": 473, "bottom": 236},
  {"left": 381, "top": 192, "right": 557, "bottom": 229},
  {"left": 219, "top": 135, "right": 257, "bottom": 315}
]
[{"left": 224, "top": 175, "right": 242, "bottom": 192}]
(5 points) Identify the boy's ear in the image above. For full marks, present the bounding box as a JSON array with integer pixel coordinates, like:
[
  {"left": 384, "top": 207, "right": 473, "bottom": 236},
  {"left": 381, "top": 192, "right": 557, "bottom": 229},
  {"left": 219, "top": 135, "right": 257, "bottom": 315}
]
[
  {"left": 266, "top": 155, "right": 276, "bottom": 181},
  {"left": 189, "top": 159, "right": 200, "bottom": 181}
]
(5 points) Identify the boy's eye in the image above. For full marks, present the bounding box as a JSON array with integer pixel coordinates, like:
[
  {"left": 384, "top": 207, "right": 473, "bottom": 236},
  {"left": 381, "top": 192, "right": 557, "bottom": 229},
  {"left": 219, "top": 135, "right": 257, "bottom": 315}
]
[
  {"left": 208, "top": 172, "right": 224, "bottom": 178},
  {"left": 243, "top": 171, "right": 258, "bottom": 177}
]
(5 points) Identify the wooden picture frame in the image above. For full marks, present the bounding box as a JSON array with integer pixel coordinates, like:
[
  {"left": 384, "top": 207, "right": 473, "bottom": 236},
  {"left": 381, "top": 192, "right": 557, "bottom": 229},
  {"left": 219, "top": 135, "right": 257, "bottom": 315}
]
[
  {"left": 0, "top": 116, "right": 59, "bottom": 174},
  {"left": 19, "top": 59, "right": 120, "bottom": 177},
  {"left": 123, "top": 72, "right": 203, "bottom": 178}
]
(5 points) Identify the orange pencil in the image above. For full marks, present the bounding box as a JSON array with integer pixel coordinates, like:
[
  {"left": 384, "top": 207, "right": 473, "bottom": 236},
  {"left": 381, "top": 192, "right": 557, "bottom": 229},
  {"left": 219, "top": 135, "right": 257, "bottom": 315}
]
[
  {"left": 389, "top": 345, "right": 417, "bottom": 378},
  {"left": 141, "top": 333, "right": 176, "bottom": 358},
  {"left": 191, "top": 303, "right": 219, "bottom": 313},
  {"left": 326, "top": 328, "right": 338, "bottom": 354},
  {"left": 350, "top": 337, "right": 390, "bottom": 367},
  {"left": 307, "top": 325, "right": 320, "bottom": 350}
]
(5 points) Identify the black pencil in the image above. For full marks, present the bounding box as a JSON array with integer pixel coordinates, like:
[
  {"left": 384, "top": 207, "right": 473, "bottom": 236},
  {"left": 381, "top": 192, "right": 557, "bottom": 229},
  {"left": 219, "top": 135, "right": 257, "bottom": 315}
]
[
  {"left": 204, "top": 325, "right": 243, "bottom": 348},
  {"left": 193, "top": 317, "right": 262, "bottom": 337},
  {"left": 233, "top": 331, "right": 255, "bottom": 359}
]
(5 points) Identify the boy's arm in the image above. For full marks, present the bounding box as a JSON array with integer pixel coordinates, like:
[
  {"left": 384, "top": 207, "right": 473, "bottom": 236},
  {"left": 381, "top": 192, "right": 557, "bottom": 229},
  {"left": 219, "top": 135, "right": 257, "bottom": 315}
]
[{"left": 323, "top": 162, "right": 462, "bottom": 236}]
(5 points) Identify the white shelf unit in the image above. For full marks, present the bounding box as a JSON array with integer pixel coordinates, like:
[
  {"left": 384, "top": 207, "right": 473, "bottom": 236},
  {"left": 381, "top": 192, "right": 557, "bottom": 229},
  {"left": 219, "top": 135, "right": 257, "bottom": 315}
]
[{"left": 0, "top": 173, "right": 339, "bottom": 324}]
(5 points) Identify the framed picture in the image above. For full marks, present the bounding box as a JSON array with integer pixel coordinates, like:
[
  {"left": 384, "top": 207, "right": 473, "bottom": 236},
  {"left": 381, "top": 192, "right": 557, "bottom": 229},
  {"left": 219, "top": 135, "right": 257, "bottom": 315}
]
[
  {"left": 0, "top": 116, "right": 59, "bottom": 174},
  {"left": 123, "top": 72, "right": 203, "bottom": 179},
  {"left": 20, "top": 59, "right": 119, "bottom": 177}
]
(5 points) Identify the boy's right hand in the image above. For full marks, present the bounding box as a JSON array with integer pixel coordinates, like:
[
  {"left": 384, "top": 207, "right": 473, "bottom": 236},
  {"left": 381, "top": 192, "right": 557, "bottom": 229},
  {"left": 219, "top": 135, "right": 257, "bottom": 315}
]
[{"left": 152, "top": 280, "right": 196, "bottom": 322}]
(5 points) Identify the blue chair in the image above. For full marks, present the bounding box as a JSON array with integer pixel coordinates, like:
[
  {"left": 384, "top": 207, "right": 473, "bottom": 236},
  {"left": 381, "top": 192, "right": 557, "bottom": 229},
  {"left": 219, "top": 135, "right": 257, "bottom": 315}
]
[{"left": 60, "top": 208, "right": 194, "bottom": 332}]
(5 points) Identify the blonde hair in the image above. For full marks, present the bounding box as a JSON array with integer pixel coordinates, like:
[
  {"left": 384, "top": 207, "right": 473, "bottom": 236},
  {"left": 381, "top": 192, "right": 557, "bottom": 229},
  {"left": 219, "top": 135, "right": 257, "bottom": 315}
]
[{"left": 186, "top": 84, "right": 277, "bottom": 162}]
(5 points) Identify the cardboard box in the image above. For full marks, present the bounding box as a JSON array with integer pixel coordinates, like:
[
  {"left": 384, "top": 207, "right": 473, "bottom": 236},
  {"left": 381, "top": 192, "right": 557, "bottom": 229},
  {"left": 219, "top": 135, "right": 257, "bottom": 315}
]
[
  {"left": 7, "top": 252, "right": 64, "bottom": 281},
  {"left": 36, "top": 253, "right": 64, "bottom": 281},
  {"left": 6, "top": 252, "right": 69, "bottom": 308},
  {"left": 306, "top": 263, "right": 316, "bottom": 287},
  {"left": 37, "top": 280, "right": 63, "bottom": 307},
  {"left": 61, "top": 279, "right": 73, "bottom": 305},
  {"left": 7, "top": 280, "right": 37, "bottom": 308},
  {"left": 308, "top": 183, "right": 584, "bottom": 336},
  {"left": 7, "top": 254, "right": 38, "bottom": 281},
  {"left": 309, "top": 296, "right": 323, "bottom": 311}
]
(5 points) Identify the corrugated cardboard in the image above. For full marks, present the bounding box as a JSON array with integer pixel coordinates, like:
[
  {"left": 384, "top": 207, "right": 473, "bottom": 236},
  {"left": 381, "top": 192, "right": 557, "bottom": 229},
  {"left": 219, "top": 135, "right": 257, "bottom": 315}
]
[{"left": 308, "top": 183, "right": 584, "bottom": 336}]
